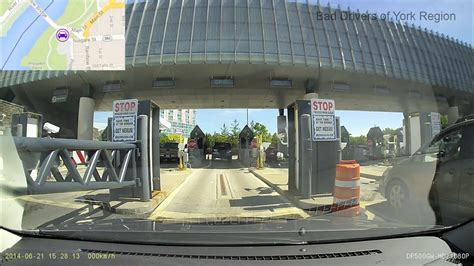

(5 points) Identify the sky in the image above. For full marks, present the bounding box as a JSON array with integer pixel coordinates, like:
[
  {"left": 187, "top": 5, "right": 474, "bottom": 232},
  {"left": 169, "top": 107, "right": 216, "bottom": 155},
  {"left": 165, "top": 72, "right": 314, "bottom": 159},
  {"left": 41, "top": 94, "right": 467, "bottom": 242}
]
[
  {"left": 94, "top": 0, "right": 471, "bottom": 137},
  {"left": 95, "top": 109, "right": 403, "bottom": 137},
  {"left": 195, "top": 109, "right": 403, "bottom": 136}
]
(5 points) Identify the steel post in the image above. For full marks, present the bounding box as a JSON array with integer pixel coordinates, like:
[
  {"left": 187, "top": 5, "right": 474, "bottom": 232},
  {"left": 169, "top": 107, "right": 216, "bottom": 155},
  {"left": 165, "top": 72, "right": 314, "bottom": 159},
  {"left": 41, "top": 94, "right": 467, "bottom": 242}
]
[
  {"left": 138, "top": 115, "right": 151, "bottom": 201},
  {"left": 300, "top": 114, "right": 312, "bottom": 199},
  {"left": 77, "top": 97, "right": 95, "bottom": 140}
]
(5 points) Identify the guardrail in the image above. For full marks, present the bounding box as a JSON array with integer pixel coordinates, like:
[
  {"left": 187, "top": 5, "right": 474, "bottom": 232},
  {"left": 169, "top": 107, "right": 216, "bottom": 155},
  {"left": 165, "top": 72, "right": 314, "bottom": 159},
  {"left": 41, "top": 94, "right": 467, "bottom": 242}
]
[{"left": 14, "top": 137, "right": 141, "bottom": 196}]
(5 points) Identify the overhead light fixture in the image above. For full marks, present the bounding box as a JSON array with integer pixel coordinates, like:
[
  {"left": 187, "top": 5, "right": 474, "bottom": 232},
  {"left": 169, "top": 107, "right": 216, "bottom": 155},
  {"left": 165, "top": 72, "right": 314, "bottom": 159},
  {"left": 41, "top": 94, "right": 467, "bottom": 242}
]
[
  {"left": 374, "top": 85, "right": 391, "bottom": 95},
  {"left": 152, "top": 78, "right": 175, "bottom": 88},
  {"left": 210, "top": 77, "right": 234, "bottom": 88},
  {"left": 333, "top": 82, "right": 351, "bottom": 92},
  {"left": 102, "top": 80, "right": 123, "bottom": 92},
  {"left": 51, "top": 87, "right": 68, "bottom": 103},
  {"left": 270, "top": 78, "right": 292, "bottom": 88}
]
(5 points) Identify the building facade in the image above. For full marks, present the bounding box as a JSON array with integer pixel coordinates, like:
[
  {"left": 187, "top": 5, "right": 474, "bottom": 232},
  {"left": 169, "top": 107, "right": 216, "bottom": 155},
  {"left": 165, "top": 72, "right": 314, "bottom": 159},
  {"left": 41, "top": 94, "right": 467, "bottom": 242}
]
[{"left": 160, "top": 109, "right": 197, "bottom": 136}]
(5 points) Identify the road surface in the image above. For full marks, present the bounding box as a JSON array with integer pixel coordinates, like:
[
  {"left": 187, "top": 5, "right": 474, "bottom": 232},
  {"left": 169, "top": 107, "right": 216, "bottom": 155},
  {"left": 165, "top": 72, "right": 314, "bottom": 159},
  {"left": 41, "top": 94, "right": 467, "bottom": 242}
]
[{"left": 149, "top": 160, "right": 308, "bottom": 221}]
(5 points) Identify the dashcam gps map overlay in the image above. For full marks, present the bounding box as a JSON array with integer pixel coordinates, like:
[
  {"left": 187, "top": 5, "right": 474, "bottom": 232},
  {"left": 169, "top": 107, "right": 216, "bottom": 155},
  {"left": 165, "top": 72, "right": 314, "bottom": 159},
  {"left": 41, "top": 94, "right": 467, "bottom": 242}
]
[{"left": 1, "top": 0, "right": 125, "bottom": 71}]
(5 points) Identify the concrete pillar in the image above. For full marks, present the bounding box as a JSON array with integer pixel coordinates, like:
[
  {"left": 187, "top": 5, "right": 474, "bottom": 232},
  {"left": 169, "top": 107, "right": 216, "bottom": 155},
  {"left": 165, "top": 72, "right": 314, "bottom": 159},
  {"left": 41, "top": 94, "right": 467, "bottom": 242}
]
[
  {"left": 77, "top": 97, "right": 95, "bottom": 140},
  {"left": 277, "top": 111, "right": 288, "bottom": 156},
  {"left": 303, "top": 93, "right": 318, "bottom": 100},
  {"left": 447, "top": 106, "right": 459, "bottom": 125},
  {"left": 403, "top": 113, "right": 411, "bottom": 155}
]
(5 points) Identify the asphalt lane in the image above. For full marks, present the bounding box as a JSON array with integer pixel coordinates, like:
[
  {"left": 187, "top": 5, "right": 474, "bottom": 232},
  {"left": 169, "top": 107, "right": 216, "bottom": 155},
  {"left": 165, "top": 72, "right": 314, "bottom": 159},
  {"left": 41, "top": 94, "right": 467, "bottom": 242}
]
[{"left": 149, "top": 159, "right": 308, "bottom": 221}]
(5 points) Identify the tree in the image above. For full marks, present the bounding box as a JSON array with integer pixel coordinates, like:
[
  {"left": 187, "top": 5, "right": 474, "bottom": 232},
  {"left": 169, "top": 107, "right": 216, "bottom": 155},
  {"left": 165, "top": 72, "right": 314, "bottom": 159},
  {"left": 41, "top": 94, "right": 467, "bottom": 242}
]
[
  {"left": 216, "top": 133, "right": 227, "bottom": 143},
  {"left": 383, "top": 127, "right": 403, "bottom": 135},
  {"left": 160, "top": 133, "right": 170, "bottom": 144},
  {"left": 230, "top": 119, "right": 240, "bottom": 137},
  {"left": 271, "top": 133, "right": 280, "bottom": 148},
  {"left": 220, "top": 123, "right": 229, "bottom": 136},
  {"left": 441, "top": 115, "right": 449, "bottom": 129},
  {"left": 251, "top": 122, "right": 272, "bottom": 143},
  {"left": 160, "top": 133, "right": 181, "bottom": 144},
  {"left": 349, "top": 135, "right": 367, "bottom": 145},
  {"left": 250, "top": 120, "right": 255, "bottom": 130},
  {"left": 229, "top": 119, "right": 240, "bottom": 148}
]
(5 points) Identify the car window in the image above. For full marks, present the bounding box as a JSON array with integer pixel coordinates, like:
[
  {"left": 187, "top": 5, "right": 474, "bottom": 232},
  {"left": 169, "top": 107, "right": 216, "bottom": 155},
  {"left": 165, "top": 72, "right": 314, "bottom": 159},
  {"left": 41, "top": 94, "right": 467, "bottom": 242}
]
[
  {"left": 422, "top": 129, "right": 462, "bottom": 162},
  {"left": 164, "top": 143, "right": 178, "bottom": 149},
  {"left": 459, "top": 124, "right": 474, "bottom": 159}
]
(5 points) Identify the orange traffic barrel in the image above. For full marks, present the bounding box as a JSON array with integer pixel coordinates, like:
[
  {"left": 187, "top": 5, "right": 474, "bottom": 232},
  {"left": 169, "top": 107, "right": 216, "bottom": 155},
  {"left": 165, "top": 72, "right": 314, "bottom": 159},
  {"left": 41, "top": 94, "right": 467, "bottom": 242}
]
[{"left": 332, "top": 160, "right": 360, "bottom": 216}]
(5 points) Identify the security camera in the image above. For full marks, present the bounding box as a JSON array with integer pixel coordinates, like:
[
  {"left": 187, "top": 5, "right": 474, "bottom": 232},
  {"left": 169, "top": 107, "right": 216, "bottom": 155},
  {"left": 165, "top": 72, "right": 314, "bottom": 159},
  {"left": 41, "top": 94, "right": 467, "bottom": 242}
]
[{"left": 43, "top": 122, "right": 60, "bottom": 134}]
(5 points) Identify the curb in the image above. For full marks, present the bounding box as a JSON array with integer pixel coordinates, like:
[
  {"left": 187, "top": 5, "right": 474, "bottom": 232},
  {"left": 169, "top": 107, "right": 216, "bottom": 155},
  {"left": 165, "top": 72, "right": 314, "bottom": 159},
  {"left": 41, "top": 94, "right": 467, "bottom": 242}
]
[
  {"left": 113, "top": 194, "right": 165, "bottom": 217},
  {"left": 360, "top": 173, "right": 382, "bottom": 180},
  {"left": 248, "top": 168, "right": 289, "bottom": 198}
]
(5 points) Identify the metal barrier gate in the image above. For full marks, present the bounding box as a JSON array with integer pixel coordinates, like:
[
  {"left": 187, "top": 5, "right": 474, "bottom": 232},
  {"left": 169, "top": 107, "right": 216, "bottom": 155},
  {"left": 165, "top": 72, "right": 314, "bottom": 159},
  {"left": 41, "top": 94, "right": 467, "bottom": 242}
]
[{"left": 12, "top": 116, "right": 152, "bottom": 201}]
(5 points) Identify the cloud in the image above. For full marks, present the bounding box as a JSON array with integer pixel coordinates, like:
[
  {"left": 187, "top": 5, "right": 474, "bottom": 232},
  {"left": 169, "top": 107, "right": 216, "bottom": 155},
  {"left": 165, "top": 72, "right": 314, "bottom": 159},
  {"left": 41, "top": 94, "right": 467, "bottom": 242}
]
[{"left": 93, "top": 122, "right": 108, "bottom": 130}]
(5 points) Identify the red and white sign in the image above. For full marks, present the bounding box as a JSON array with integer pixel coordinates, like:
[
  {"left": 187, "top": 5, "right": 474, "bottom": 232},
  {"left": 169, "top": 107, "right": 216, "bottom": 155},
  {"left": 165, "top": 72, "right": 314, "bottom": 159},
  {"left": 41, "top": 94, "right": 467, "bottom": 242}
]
[
  {"left": 311, "top": 98, "right": 337, "bottom": 141},
  {"left": 72, "top": 151, "right": 86, "bottom": 165},
  {"left": 112, "top": 99, "right": 138, "bottom": 142},
  {"left": 113, "top": 99, "right": 138, "bottom": 116},
  {"left": 188, "top": 139, "right": 197, "bottom": 149},
  {"left": 311, "top": 99, "right": 335, "bottom": 115}
]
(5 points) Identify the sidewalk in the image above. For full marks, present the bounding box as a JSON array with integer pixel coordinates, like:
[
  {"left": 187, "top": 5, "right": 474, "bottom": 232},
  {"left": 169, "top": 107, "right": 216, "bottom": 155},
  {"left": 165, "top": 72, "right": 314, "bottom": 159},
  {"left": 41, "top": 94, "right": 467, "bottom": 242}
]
[
  {"left": 249, "top": 166, "right": 383, "bottom": 211},
  {"left": 360, "top": 164, "right": 389, "bottom": 180}
]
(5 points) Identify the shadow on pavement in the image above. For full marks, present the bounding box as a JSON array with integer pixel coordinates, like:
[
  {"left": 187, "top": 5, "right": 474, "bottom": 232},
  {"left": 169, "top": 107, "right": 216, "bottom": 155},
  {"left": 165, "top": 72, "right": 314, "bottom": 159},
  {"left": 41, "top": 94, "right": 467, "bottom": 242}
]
[
  {"left": 229, "top": 195, "right": 290, "bottom": 208},
  {"left": 243, "top": 187, "right": 275, "bottom": 194},
  {"left": 241, "top": 203, "right": 293, "bottom": 211},
  {"left": 203, "top": 159, "right": 238, "bottom": 169},
  {"left": 366, "top": 201, "right": 437, "bottom": 225}
]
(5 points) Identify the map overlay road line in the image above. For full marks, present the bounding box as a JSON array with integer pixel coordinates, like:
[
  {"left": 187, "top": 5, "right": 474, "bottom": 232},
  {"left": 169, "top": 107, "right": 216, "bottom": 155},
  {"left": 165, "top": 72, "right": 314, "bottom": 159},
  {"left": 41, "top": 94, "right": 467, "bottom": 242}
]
[
  {"left": 1, "top": 0, "right": 54, "bottom": 70},
  {"left": 1, "top": 0, "right": 125, "bottom": 70}
]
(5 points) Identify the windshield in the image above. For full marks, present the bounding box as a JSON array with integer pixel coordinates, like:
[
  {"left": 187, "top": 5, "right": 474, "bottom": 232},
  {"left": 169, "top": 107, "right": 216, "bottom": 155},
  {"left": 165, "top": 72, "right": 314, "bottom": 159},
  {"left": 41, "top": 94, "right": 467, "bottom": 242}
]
[
  {"left": 163, "top": 143, "right": 178, "bottom": 149},
  {"left": 1, "top": 0, "right": 473, "bottom": 247}
]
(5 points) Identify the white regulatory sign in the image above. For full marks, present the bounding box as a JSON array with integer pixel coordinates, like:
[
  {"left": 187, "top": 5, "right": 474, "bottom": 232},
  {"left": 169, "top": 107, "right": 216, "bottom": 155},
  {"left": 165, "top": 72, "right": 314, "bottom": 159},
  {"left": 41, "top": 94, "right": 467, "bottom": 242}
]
[
  {"left": 430, "top": 112, "right": 441, "bottom": 136},
  {"left": 112, "top": 99, "right": 138, "bottom": 142},
  {"left": 311, "top": 99, "right": 336, "bottom": 141}
]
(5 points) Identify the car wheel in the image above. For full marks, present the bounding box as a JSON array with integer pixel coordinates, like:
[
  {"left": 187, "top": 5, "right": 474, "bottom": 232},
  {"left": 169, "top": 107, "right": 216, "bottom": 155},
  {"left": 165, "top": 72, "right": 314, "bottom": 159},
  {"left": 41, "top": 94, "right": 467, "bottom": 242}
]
[{"left": 386, "top": 179, "right": 409, "bottom": 209}]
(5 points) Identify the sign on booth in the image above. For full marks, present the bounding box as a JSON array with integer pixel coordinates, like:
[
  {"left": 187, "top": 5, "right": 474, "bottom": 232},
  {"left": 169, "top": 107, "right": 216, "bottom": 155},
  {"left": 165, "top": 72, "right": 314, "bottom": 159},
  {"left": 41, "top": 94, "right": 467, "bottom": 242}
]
[
  {"left": 112, "top": 99, "right": 138, "bottom": 142},
  {"left": 311, "top": 99, "right": 335, "bottom": 115},
  {"left": 311, "top": 98, "right": 337, "bottom": 141}
]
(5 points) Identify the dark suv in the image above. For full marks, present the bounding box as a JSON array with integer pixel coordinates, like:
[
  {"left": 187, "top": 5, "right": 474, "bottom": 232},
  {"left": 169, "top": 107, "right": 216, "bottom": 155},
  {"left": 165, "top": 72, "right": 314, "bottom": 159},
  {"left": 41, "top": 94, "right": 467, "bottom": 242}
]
[
  {"left": 160, "top": 142, "right": 179, "bottom": 161},
  {"left": 212, "top": 142, "right": 232, "bottom": 161},
  {"left": 380, "top": 117, "right": 474, "bottom": 224}
]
